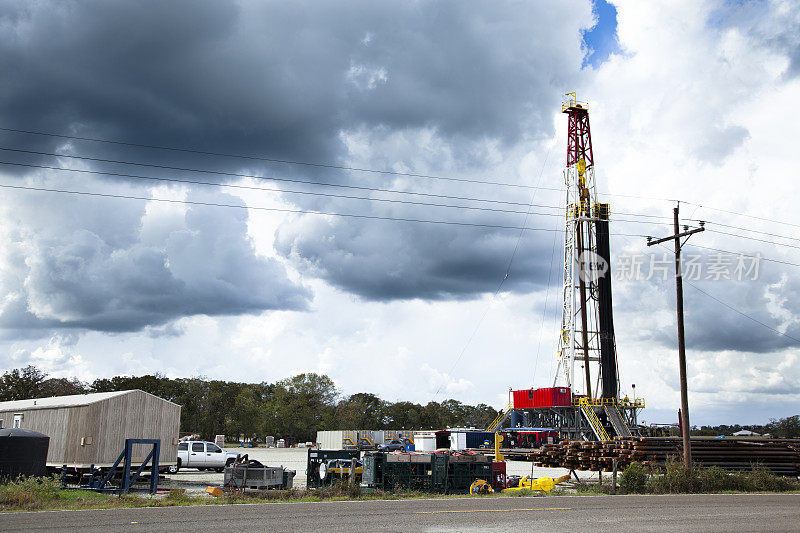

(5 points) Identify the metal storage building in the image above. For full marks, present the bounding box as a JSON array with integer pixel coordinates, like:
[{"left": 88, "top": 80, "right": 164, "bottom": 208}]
[{"left": 0, "top": 390, "right": 180, "bottom": 468}]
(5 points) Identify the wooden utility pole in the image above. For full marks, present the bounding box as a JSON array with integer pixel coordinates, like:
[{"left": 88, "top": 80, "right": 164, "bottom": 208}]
[{"left": 646, "top": 204, "right": 704, "bottom": 469}]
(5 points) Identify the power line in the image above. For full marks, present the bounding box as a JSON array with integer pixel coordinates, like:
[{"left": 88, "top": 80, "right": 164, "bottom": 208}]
[
  {"left": 0, "top": 181, "right": 652, "bottom": 237},
  {"left": 684, "top": 243, "right": 800, "bottom": 268},
  {"left": 532, "top": 224, "right": 562, "bottom": 385},
  {"left": 706, "top": 229, "right": 800, "bottom": 251},
  {"left": 0, "top": 144, "right": 713, "bottom": 226},
  {"left": 653, "top": 241, "right": 800, "bottom": 342},
  {"left": 686, "top": 220, "right": 800, "bottom": 244},
  {"left": 0, "top": 126, "right": 557, "bottom": 191},
  {"left": 0, "top": 125, "right": 696, "bottom": 209},
  {"left": 13, "top": 143, "right": 792, "bottom": 237},
  {"left": 503, "top": 146, "right": 552, "bottom": 278},
  {"left": 0, "top": 159, "right": 677, "bottom": 227},
  {"left": 0, "top": 181, "right": 554, "bottom": 230},
  {"left": 597, "top": 190, "right": 680, "bottom": 203},
  {"left": 686, "top": 282, "right": 800, "bottom": 344},
  {"left": 0, "top": 146, "right": 565, "bottom": 209},
  {"left": 682, "top": 200, "right": 800, "bottom": 230},
  {"left": 8, "top": 126, "right": 800, "bottom": 235},
  {"left": 0, "top": 160, "right": 566, "bottom": 218}
]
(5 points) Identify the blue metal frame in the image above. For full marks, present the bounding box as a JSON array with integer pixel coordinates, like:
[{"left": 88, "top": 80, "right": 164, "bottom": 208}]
[{"left": 83, "top": 438, "right": 161, "bottom": 494}]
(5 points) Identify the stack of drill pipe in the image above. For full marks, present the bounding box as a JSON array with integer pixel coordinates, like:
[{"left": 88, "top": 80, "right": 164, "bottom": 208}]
[
  {"left": 632, "top": 438, "right": 800, "bottom": 476},
  {"left": 527, "top": 437, "right": 800, "bottom": 476}
]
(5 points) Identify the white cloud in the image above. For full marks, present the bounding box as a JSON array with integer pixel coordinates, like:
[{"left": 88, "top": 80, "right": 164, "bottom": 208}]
[{"left": 1, "top": 0, "right": 799, "bottom": 427}]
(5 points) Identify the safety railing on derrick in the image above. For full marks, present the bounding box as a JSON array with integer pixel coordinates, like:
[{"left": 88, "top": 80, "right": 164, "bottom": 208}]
[
  {"left": 573, "top": 397, "right": 645, "bottom": 408},
  {"left": 561, "top": 92, "right": 589, "bottom": 112}
]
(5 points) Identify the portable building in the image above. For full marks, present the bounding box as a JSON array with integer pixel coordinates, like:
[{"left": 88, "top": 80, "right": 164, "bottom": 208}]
[
  {"left": 511, "top": 387, "right": 572, "bottom": 409},
  {"left": 512, "top": 389, "right": 535, "bottom": 409},
  {"left": 413, "top": 431, "right": 437, "bottom": 452},
  {"left": 0, "top": 390, "right": 180, "bottom": 468},
  {"left": 448, "top": 429, "right": 494, "bottom": 450},
  {"left": 316, "top": 430, "right": 380, "bottom": 449},
  {"left": 316, "top": 430, "right": 409, "bottom": 449},
  {"left": 537, "top": 387, "right": 572, "bottom": 407}
]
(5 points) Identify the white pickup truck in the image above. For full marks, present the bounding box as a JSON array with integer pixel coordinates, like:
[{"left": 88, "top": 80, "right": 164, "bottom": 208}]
[{"left": 170, "top": 440, "right": 240, "bottom": 473}]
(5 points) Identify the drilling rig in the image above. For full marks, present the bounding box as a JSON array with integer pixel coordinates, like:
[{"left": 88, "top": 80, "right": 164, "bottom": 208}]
[{"left": 490, "top": 94, "right": 644, "bottom": 441}]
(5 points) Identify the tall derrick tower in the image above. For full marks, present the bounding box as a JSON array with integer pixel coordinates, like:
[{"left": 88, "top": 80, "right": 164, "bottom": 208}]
[
  {"left": 489, "top": 94, "right": 642, "bottom": 441},
  {"left": 555, "top": 93, "right": 618, "bottom": 401}
]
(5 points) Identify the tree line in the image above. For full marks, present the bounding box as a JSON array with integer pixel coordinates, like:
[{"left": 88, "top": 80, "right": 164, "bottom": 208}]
[
  {"left": 691, "top": 418, "right": 800, "bottom": 439},
  {"left": 0, "top": 365, "right": 497, "bottom": 442}
]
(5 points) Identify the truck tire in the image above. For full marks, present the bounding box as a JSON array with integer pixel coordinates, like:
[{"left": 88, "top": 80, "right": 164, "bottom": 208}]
[{"left": 168, "top": 460, "right": 180, "bottom": 474}]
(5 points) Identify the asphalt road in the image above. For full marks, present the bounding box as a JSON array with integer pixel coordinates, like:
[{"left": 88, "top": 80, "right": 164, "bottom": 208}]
[{"left": 2, "top": 493, "right": 799, "bottom": 532}]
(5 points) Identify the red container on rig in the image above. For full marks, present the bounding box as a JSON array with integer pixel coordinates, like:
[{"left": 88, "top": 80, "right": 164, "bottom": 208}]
[
  {"left": 511, "top": 389, "right": 535, "bottom": 409},
  {"left": 512, "top": 387, "right": 571, "bottom": 408},
  {"left": 536, "top": 387, "right": 572, "bottom": 407}
]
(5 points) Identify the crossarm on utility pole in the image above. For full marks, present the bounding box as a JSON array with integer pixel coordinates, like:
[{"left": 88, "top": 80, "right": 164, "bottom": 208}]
[{"left": 646, "top": 227, "right": 704, "bottom": 247}]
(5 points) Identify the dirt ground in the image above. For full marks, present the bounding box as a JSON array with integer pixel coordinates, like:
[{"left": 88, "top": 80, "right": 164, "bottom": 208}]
[{"left": 164, "top": 447, "right": 309, "bottom": 493}]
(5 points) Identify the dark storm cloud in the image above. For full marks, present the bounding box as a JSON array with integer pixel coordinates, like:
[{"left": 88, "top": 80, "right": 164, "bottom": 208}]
[
  {"left": 275, "top": 213, "right": 561, "bottom": 300},
  {"left": 0, "top": 0, "right": 592, "bottom": 310},
  {"left": 0, "top": 0, "right": 584, "bottom": 172},
  {"left": 683, "top": 273, "right": 800, "bottom": 353},
  {"left": 0, "top": 180, "right": 310, "bottom": 334},
  {"left": 616, "top": 254, "right": 800, "bottom": 354}
]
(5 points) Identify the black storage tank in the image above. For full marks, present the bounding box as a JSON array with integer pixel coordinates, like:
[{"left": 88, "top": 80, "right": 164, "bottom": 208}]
[{"left": 0, "top": 428, "right": 50, "bottom": 477}]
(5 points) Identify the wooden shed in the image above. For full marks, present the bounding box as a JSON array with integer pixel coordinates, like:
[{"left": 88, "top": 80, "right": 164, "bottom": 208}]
[{"left": 0, "top": 390, "right": 180, "bottom": 468}]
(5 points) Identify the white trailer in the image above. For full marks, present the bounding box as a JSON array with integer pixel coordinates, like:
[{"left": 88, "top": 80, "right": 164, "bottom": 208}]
[{"left": 413, "top": 431, "right": 437, "bottom": 452}]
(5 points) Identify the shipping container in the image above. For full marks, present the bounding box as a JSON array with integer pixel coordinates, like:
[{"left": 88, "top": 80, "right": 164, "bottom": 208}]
[
  {"left": 543, "top": 387, "right": 572, "bottom": 407},
  {"left": 552, "top": 387, "right": 572, "bottom": 406},
  {"left": 535, "top": 388, "right": 545, "bottom": 407},
  {"left": 316, "top": 430, "right": 373, "bottom": 449},
  {"left": 448, "top": 429, "right": 494, "bottom": 450},
  {"left": 465, "top": 431, "right": 494, "bottom": 449},
  {"left": 531, "top": 387, "right": 572, "bottom": 408},
  {"left": 316, "top": 430, "right": 410, "bottom": 450},
  {"left": 511, "top": 389, "right": 535, "bottom": 409}
]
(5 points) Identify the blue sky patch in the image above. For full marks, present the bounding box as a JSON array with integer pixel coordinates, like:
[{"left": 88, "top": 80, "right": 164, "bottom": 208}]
[{"left": 582, "top": 0, "right": 622, "bottom": 69}]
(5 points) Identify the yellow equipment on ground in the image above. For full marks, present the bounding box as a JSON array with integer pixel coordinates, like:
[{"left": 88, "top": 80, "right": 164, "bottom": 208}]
[
  {"left": 469, "top": 479, "right": 494, "bottom": 494},
  {"left": 501, "top": 474, "right": 571, "bottom": 493},
  {"left": 494, "top": 433, "right": 504, "bottom": 462},
  {"left": 327, "top": 465, "right": 362, "bottom": 477}
]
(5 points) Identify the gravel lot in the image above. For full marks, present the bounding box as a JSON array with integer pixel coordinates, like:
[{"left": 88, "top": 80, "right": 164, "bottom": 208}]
[
  {"left": 162, "top": 447, "right": 598, "bottom": 493},
  {"left": 164, "top": 447, "right": 309, "bottom": 492}
]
